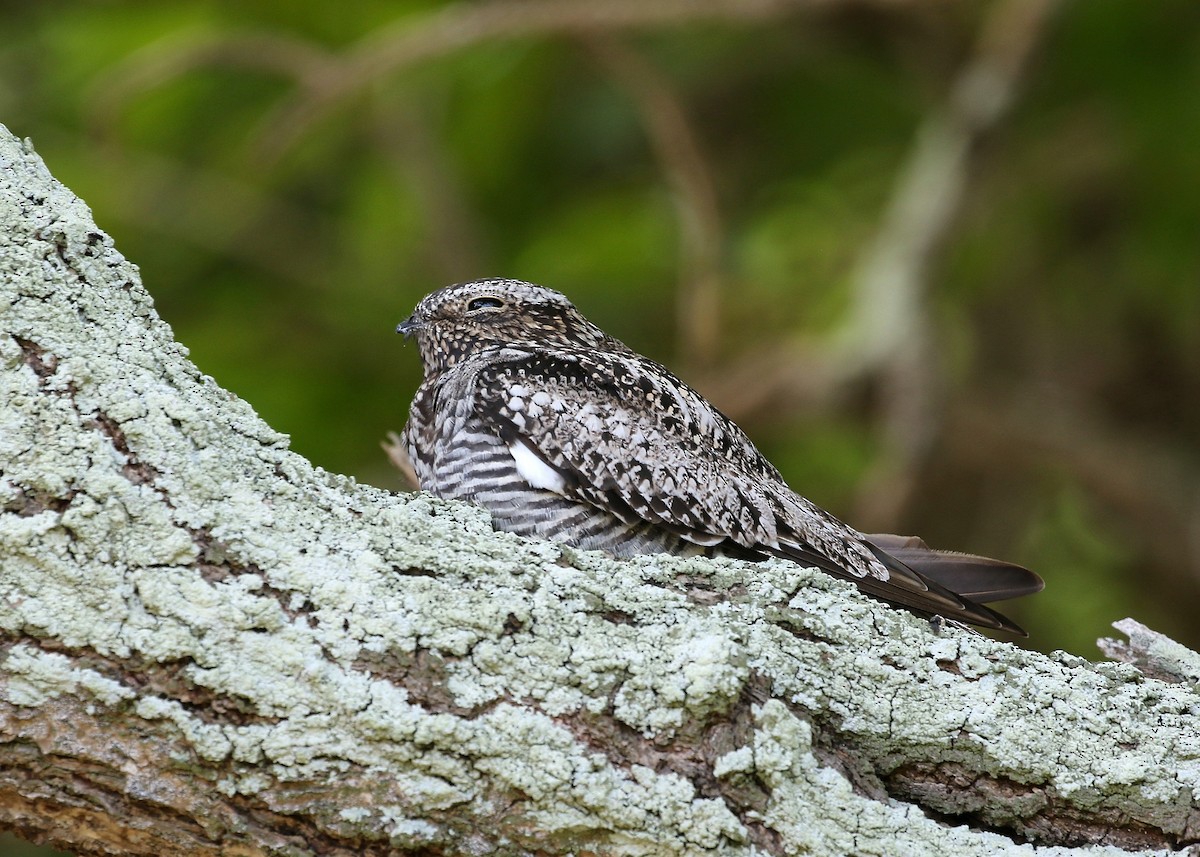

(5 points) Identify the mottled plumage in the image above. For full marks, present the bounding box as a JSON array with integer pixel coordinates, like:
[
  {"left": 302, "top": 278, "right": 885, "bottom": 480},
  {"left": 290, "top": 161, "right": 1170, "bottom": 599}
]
[{"left": 398, "top": 279, "right": 1042, "bottom": 634}]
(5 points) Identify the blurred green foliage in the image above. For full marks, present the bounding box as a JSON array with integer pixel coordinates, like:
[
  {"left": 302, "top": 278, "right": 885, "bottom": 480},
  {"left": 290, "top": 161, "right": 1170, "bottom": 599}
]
[
  {"left": 3, "top": 3, "right": 1199, "bottom": 780},
  {"left": 0, "top": 833, "right": 70, "bottom": 857}
]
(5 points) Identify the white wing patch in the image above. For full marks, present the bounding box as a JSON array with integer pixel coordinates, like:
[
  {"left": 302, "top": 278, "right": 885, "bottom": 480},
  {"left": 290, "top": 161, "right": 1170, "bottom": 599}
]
[{"left": 508, "top": 437, "right": 567, "bottom": 493}]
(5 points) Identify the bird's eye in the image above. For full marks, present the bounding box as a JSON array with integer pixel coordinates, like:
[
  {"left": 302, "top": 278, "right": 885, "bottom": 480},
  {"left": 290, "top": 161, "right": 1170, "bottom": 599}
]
[{"left": 467, "top": 297, "right": 505, "bottom": 312}]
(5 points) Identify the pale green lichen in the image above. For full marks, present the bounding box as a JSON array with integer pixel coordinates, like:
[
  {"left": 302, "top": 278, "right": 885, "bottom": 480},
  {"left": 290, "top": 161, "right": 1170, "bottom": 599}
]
[
  {"left": 134, "top": 695, "right": 236, "bottom": 762},
  {"left": 1100, "top": 618, "right": 1200, "bottom": 691},
  {"left": 1, "top": 644, "right": 135, "bottom": 707},
  {"left": 2, "top": 125, "right": 1197, "bottom": 856},
  {"left": 748, "top": 700, "right": 1151, "bottom": 857}
]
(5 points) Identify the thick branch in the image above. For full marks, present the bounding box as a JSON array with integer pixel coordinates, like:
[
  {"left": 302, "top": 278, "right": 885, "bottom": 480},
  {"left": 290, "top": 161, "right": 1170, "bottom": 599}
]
[{"left": 1, "top": 126, "right": 1198, "bottom": 856}]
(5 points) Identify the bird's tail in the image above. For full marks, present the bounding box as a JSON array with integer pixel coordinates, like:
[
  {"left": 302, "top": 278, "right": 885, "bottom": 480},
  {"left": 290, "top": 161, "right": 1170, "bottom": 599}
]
[
  {"left": 762, "top": 530, "right": 1041, "bottom": 636},
  {"left": 865, "top": 534, "right": 1044, "bottom": 602}
]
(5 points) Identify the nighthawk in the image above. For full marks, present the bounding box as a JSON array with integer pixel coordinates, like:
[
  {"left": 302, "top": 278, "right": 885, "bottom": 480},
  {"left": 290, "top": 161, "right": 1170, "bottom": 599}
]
[{"left": 397, "top": 279, "right": 1043, "bottom": 634}]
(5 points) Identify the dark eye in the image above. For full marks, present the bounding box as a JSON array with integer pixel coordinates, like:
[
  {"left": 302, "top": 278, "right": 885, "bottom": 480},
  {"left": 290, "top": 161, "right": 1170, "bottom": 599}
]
[{"left": 467, "top": 297, "right": 505, "bottom": 312}]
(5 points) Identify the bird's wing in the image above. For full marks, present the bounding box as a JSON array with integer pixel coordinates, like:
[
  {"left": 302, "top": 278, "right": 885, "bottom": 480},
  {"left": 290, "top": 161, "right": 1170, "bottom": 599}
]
[
  {"left": 472, "top": 349, "right": 870, "bottom": 572},
  {"left": 474, "top": 347, "right": 1029, "bottom": 634}
]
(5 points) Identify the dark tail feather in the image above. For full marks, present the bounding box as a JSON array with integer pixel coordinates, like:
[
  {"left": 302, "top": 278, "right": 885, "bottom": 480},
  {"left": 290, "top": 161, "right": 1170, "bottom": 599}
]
[
  {"left": 762, "top": 533, "right": 1039, "bottom": 637},
  {"left": 856, "top": 543, "right": 1031, "bottom": 637},
  {"left": 865, "top": 534, "right": 1045, "bottom": 603}
]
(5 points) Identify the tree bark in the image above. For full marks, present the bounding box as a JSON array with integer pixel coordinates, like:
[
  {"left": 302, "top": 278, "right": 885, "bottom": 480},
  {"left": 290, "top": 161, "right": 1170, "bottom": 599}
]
[{"left": 1, "top": 125, "right": 1198, "bottom": 856}]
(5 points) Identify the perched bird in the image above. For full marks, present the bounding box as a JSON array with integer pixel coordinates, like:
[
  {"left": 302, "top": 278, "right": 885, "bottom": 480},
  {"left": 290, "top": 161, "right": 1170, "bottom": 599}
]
[{"left": 397, "top": 279, "right": 1043, "bottom": 634}]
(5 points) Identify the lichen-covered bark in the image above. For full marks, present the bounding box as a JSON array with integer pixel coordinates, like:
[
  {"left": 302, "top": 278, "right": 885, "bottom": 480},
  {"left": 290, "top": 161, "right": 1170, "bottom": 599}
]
[{"left": 1, "top": 125, "right": 1198, "bottom": 857}]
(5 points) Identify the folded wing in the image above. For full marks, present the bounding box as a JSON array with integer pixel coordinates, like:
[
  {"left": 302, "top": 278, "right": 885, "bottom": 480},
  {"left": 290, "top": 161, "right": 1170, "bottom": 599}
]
[{"left": 475, "top": 347, "right": 1037, "bottom": 634}]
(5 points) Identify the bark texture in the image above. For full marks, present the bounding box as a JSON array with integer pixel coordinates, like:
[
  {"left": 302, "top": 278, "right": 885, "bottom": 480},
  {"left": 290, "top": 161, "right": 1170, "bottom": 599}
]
[{"left": 1, "top": 125, "right": 1199, "bottom": 856}]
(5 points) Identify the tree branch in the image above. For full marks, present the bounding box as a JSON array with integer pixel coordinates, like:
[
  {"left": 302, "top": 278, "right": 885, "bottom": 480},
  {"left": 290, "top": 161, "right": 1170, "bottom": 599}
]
[
  {"left": 844, "top": 0, "right": 1062, "bottom": 530},
  {"left": 2, "top": 125, "right": 1198, "bottom": 855}
]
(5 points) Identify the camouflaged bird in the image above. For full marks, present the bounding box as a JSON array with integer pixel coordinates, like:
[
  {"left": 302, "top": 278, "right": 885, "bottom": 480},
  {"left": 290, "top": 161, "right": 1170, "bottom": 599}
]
[{"left": 397, "top": 279, "right": 1043, "bottom": 634}]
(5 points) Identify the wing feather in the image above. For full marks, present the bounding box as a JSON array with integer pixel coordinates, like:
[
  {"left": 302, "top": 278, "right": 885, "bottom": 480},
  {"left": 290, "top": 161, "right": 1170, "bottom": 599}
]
[
  {"left": 476, "top": 348, "right": 885, "bottom": 572},
  {"left": 474, "top": 347, "right": 1029, "bottom": 634}
]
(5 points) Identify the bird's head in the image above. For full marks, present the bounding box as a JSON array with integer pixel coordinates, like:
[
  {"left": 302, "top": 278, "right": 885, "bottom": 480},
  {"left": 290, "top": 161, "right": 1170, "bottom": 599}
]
[{"left": 398, "top": 279, "right": 621, "bottom": 374}]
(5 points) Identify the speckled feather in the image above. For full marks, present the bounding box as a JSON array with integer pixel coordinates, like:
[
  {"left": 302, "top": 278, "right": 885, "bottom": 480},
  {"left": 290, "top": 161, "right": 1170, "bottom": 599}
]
[{"left": 399, "top": 279, "right": 1041, "bottom": 634}]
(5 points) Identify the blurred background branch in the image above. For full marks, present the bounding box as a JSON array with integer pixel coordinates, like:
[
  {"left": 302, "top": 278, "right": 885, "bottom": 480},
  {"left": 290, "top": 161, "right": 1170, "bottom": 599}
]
[
  {"left": 249, "top": 0, "right": 912, "bottom": 164},
  {"left": 580, "top": 35, "right": 725, "bottom": 371},
  {"left": 844, "top": 0, "right": 1062, "bottom": 528},
  {"left": 4, "top": 0, "right": 1198, "bottom": 681}
]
